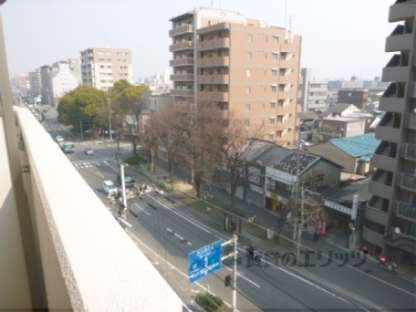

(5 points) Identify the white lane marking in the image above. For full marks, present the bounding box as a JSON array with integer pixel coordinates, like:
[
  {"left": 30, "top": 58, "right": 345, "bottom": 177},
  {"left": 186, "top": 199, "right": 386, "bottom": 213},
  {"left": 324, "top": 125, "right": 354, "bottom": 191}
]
[
  {"left": 146, "top": 194, "right": 373, "bottom": 309},
  {"left": 128, "top": 232, "right": 232, "bottom": 308},
  {"left": 133, "top": 202, "right": 151, "bottom": 216},
  {"left": 174, "top": 233, "right": 184, "bottom": 241},
  {"left": 225, "top": 267, "right": 261, "bottom": 289},
  {"left": 147, "top": 195, "right": 212, "bottom": 235}
]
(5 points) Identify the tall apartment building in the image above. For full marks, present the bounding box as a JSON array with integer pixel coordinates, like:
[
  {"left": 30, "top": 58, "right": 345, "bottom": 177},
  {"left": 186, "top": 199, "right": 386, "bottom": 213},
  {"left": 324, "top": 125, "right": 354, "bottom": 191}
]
[
  {"left": 40, "top": 65, "right": 53, "bottom": 105},
  {"left": 80, "top": 48, "right": 133, "bottom": 91},
  {"left": 28, "top": 69, "right": 42, "bottom": 100},
  {"left": 299, "top": 68, "right": 329, "bottom": 112},
  {"left": 169, "top": 8, "right": 302, "bottom": 146},
  {"left": 365, "top": 0, "right": 416, "bottom": 263}
]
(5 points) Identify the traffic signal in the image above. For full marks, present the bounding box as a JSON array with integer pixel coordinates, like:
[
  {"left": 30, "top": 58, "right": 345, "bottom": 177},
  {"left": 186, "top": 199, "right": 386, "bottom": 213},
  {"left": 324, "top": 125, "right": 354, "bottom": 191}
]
[{"left": 224, "top": 275, "right": 232, "bottom": 287}]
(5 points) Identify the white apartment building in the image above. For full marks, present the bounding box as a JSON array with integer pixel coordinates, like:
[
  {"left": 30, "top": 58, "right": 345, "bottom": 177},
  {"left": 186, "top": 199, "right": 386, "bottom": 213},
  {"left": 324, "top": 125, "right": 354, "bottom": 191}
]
[
  {"left": 80, "top": 48, "right": 133, "bottom": 91},
  {"left": 50, "top": 61, "right": 80, "bottom": 105},
  {"left": 299, "top": 68, "right": 329, "bottom": 112}
]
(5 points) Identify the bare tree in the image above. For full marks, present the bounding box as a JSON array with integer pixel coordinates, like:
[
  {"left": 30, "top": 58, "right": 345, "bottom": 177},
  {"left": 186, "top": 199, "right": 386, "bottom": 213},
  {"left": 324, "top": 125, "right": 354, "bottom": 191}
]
[{"left": 140, "top": 111, "right": 161, "bottom": 173}]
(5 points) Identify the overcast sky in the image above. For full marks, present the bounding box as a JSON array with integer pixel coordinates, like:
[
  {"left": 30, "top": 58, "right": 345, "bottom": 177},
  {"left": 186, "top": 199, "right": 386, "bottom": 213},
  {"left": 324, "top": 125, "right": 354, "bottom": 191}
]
[{"left": 2, "top": 0, "right": 393, "bottom": 80}]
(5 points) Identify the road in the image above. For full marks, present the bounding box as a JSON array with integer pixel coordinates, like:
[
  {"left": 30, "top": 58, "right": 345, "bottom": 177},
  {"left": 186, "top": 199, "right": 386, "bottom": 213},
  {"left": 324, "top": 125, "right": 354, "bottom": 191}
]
[{"left": 38, "top": 104, "right": 416, "bottom": 311}]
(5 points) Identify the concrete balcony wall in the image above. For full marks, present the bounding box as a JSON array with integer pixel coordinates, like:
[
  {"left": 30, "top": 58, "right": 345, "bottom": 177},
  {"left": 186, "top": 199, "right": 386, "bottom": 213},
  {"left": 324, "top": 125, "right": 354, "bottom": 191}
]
[
  {"left": 169, "top": 41, "right": 193, "bottom": 52},
  {"left": 363, "top": 226, "right": 384, "bottom": 247},
  {"left": 170, "top": 58, "right": 194, "bottom": 67},
  {"left": 13, "top": 107, "right": 184, "bottom": 311},
  {"left": 382, "top": 66, "right": 409, "bottom": 82},
  {"left": 375, "top": 126, "right": 401, "bottom": 143},
  {"left": 368, "top": 180, "right": 394, "bottom": 199},
  {"left": 373, "top": 153, "right": 396, "bottom": 172},
  {"left": 0, "top": 117, "right": 32, "bottom": 310},
  {"left": 172, "top": 89, "right": 193, "bottom": 97},
  {"left": 198, "top": 38, "right": 230, "bottom": 51},
  {"left": 198, "top": 74, "right": 229, "bottom": 84},
  {"left": 171, "top": 74, "right": 194, "bottom": 82},
  {"left": 405, "top": 113, "right": 416, "bottom": 130},
  {"left": 198, "top": 57, "right": 230, "bottom": 67},
  {"left": 198, "top": 91, "right": 229, "bottom": 102},
  {"left": 379, "top": 96, "right": 406, "bottom": 113},
  {"left": 389, "top": 2, "right": 416, "bottom": 22},
  {"left": 169, "top": 24, "right": 193, "bottom": 37},
  {"left": 365, "top": 205, "right": 389, "bottom": 225},
  {"left": 385, "top": 33, "right": 413, "bottom": 52}
]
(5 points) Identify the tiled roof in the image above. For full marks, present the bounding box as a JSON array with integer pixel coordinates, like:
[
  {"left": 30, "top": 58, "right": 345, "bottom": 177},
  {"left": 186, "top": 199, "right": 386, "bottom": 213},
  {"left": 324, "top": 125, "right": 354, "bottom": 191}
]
[{"left": 330, "top": 133, "right": 380, "bottom": 158}]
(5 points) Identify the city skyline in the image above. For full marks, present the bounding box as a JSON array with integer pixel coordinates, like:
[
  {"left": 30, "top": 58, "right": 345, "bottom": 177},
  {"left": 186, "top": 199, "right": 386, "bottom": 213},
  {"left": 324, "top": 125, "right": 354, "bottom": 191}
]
[{"left": 3, "top": 0, "right": 392, "bottom": 80}]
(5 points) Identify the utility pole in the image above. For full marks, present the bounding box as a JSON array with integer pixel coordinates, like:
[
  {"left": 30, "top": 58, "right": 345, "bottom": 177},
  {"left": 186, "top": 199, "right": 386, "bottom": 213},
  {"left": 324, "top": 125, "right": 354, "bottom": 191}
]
[
  {"left": 296, "top": 185, "right": 305, "bottom": 262},
  {"left": 222, "top": 234, "right": 238, "bottom": 312},
  {"left": 79, "top": 120, "right": 84, "bottom": 141},
  {"left": 120, "top": 163, "right": 127, "bottom": 216}
]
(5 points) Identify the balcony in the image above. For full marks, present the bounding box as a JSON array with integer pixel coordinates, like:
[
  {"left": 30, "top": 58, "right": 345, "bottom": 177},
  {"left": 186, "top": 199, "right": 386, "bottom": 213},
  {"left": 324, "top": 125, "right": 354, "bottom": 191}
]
[
  {"left": 401, "top": 143, "right": 416, "bottom": 161},
  {"left": 382, "top": 54, "right": 409, "bottom": 82},
  {"left": 365, "top": 204, "right": 389, "bottom": 225},
  {"left": 169, "top": 24, "right": 193, "bottom": 37},
  {"left": 386, "top": 226, "right": 416, "bottom": 255},
  {"left": 368, "top": 179, "right": 394, "bottom": 199},
  {"left": 198, "top": 74, "right": 229, "bottom": 84},
  {"left": 0, "top": 108, "right": 185, "bottom": 310},
  {"left": 198, "top": 38, "right": 230, "bottom": 51},
  {"left": 389, "top": 0, "right": 416, "bottom": 22},
  {"left": 373, "top": 152, "right": 396, "bottom": 171},
  {"left": 362, "top": 226, "right": 384, "bottom": 247},
  {"left": 197, "top": 23, "right": 231, "bottom": 35},
  {"left": 400, "top": 173, "right": 416, "bottom": 192},
  {"left": 198, "top": 91, "right": 229, "bottom": 102},
  {"left": 386, "top": 24, "right": 413, "bottom": 52},
  {"left": 170, "top": 57, "right": 194, "bottom": 67},
  {"left": 170, "top": 73, "right": 194, "bottom": 82},
  {"left": 396, "top": 201, "right": 416, "bottom": 222},
  {"left": 405, "top": 113, "right": 416, "bottom": 130},
  {"left": 171, "top": 89, "right": 193, "bottom": 97},
  {"left": 169, "top": 41, "right": 193, "bottom": 52},
  {"left": 375, "top": 125, "right": 401, "bottom": 142},
  {"left": 198, "top": 56, "right": 230, "bottom": 67}
]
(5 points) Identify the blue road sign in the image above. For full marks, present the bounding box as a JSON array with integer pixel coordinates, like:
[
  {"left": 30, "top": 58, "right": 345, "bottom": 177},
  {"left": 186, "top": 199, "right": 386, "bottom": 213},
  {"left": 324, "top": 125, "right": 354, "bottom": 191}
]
[{"left": 188, "top": 240, "right": 222, "bottom": 283}]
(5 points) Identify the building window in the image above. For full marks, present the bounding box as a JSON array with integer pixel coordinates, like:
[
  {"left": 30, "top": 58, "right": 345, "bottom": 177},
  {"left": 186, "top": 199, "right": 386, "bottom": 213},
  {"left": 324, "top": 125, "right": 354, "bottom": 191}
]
[
  {"left": 245, "top": 119, "right": 250, "bottom": 127},
  {"left": 272, "top": 69, "right": 278, "bottom": 76},
  {"left": 276, "top": 131, "right": 282, "bottom": 138},
  {"left": 246, "top": 87, "right": 251, "bottom": 95},
  {"left": 271, "top": 102, "right": 276, "bottom": 109},
  {"left": 273, "top": 53, "right": 279, "bottom": 61},
  {"left": 246, "top": 69, "right": 251, "bottom": 78},
  {"left": 246, "top": 103, "right": 251, "bottom": 111},
  {"left": 277, "top": 115, "right": 283, "bottom": 123},
  {"left": 269, "top": 118, "right": 275, "bottom": 124},
  {"left": 248, "top": 52, "right": 253, "bottom": 61},
  {"left": 248, "top": 34, "right": 253, "bottom": 43},
  {"left": 271, "top": 85, "right": 277, "bottom": 93},
  {"left": 278, "top": 100, "right": 285, "bottom": 107}
]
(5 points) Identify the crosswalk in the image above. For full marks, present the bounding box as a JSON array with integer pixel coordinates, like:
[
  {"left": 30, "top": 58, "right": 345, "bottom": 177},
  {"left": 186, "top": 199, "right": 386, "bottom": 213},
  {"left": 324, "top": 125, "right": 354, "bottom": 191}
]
[{"left": 72, "top": 159, "right": 111, "bottom": 169}]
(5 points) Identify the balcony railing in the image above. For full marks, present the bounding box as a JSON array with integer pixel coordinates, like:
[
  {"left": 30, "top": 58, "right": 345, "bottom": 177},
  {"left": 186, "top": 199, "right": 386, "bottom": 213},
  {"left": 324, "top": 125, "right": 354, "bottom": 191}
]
[
  {"left": 1, "top": 107, "right": 185, "bottom": 310},
  {"left": 170, "top": 57, "right": 194, "bottom": 67},
  {"left": 169, "top": 24, "right": 193, "bottom": 37},
  {"left": 169, "top": 41, "right": 193, "bottom": 52},
  {"left": 396, "top": 201, "right": 416, "bottom": 222},
  {"left": 382, "top": 54, "right": 409, "bottom": 82},
  {"left": 198, "top": 38, "right": 230, "bottom": 51},
  {"left": 198, "top": 91, "right": 229, "bottom": 102},
  {"left": 198, "top": 74, "right": 229, "bottom": 84},
  {"left": 400, "top": 173, "right": 416, "bottom": 192},
  {"left": 401, "top": 143, "right": 416, "bottom": 161},
  {"left": 405, "top": 113, "right": 416, "bottom": 130},
  {"left": 171, "top": 89, "right": 193, "bottom": 97},
  {"left": 170, "top": 73, "right": 194, "bottom": 82},
  {"left": 198, "top": 56, "right": 230, "bottom": 67},
  {"left": 386, "top": 24, "right": 413, "bottom": 52}
]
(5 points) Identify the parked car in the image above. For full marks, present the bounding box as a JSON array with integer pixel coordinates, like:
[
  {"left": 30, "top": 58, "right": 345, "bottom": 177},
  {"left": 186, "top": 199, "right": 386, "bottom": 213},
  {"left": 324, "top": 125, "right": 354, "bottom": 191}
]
[
  {"left": 61, "top": 143, "right": 75, "bottom": 154},
  {"left": 55, "top": 135, "right": 64, "bottom": 143},
  {"left": 102, "top": 180, "right": 118, "bottom": 197},
  {"left": 117, "top": 174, "right": 136, "bottom": 188},
  {"left": 84, "top": 148, "right": 94, "bottom": 155}
]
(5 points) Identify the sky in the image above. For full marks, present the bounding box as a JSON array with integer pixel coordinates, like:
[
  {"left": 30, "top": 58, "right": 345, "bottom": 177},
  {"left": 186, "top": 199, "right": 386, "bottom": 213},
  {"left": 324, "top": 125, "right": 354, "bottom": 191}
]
[{"left": 2, "top": 0, "right": 393, "bottom": 81}]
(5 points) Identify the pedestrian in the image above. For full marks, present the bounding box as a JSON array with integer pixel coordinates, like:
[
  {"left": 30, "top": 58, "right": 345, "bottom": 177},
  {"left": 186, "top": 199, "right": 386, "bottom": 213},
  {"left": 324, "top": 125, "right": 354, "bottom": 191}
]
[{"left": 246, "top": 245, "right": 254, "bottom": 267}]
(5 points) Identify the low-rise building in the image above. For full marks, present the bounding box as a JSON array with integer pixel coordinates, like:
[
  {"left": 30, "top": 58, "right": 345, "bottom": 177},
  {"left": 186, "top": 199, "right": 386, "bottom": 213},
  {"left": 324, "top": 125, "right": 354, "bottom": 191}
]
[
  {"left": 299, "top": 68, "right": 329, "bottom": 112},
  {"left": 241, "top": 139, "right": 342, "bottom": 214},
  {"left": 337, "top": 89, "right": 369, "bottom": 109},
  {"left": 308, "top": 133, "right": 381, "bottom": 175},
  {"left": 319, "top": 116, "right": 367, "bottom": 142}
]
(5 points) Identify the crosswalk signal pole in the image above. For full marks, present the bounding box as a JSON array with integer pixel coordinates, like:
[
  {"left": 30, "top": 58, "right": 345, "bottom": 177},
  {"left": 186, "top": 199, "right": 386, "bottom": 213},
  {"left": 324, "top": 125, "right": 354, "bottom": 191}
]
[{"left": 120, "top": 163, "right": 127, "bottom": 216}]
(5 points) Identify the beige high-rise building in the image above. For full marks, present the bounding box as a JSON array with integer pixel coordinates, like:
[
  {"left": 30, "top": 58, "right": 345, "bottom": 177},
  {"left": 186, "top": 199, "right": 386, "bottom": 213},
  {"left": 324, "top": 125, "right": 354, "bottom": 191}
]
[
  {"left": 169, "top": 8, "right": 302, "bottom": 146},
  {"left": 365, "top": 0, "right": 416, "bottom": 263},
  {"left": 81, "top": 48, "right": 133, "bottom": 91}
]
